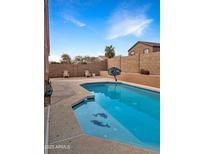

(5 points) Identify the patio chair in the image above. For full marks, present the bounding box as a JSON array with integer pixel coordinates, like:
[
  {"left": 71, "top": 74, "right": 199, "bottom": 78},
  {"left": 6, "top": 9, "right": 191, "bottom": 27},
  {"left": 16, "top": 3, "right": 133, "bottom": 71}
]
[
  {"left": 85, "top": 70, "right": 91, "bottom": 77},
  {"left": 63, "top": 70, "right": 69, "bottom": 78}
]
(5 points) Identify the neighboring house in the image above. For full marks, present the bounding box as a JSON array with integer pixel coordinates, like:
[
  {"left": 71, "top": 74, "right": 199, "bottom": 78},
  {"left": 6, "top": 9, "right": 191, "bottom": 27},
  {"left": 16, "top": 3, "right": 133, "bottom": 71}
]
[
  {"left": 128, "top": 41, "right": 160, "bottom": 56},
  {"left": 44, "top": 0, "right": 50, "bottom": 92}
]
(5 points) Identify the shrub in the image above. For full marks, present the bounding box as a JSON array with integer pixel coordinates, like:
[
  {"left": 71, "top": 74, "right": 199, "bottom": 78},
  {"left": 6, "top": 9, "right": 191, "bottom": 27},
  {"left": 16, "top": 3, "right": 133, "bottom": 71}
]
[
  {"left": 140, "top": 69, "right": 150, "bottom": 75},
  {"left": 144, "top": 70, "right": 150, "bottom": 75},
  {"left": 140, "top": 69, "right": 145, "bottom": 74},
  {"left": 81, "top": 59, "right": 87, "bottom": 64},
  {"left": 60, "top": 54, "right": 71, "bottom": 64},
  {"left": 50, "top": 61, "right": 60, "bottom": 64}
]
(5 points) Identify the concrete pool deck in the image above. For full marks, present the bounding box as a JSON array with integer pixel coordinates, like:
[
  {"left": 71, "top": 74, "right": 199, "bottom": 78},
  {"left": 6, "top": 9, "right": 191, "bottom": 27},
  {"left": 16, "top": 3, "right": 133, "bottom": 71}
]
[{"left": 46, "top": 77, "right": 159, "bottom": 154}]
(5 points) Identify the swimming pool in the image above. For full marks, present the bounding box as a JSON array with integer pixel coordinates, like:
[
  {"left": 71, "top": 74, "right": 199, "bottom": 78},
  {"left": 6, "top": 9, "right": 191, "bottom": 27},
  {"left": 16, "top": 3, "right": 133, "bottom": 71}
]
[{"left": 73, "top": 82, "right": 160, "bottom": 151}]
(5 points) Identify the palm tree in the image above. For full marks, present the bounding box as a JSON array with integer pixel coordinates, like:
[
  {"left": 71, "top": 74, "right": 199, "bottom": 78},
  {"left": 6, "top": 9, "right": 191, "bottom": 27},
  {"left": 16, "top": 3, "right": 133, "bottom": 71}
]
[
  {"left": 105, "top": 45, "right": 115, "bottom": 58},
  {"left": 60, "top": 54, "right": 71, "bottom": 64}
]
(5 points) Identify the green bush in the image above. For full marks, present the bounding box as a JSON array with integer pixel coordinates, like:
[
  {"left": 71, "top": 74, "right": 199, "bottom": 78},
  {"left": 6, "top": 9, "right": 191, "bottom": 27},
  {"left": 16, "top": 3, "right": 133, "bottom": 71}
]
[
  {"left": 140, "top": 69, "right": 150, "bottom": 75},
  {"left": 50, "top": 61, "right": 60, "bottom": 64}
]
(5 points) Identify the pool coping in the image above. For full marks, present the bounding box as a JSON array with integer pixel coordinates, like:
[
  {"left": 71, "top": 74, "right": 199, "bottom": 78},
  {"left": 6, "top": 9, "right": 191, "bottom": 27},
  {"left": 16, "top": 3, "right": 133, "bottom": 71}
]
[
  {"left": 80, "top": 81, "right": 160, "bottom": 93},
  {"left": 48, "top": 77, "right": 160, "bottom": 154}
]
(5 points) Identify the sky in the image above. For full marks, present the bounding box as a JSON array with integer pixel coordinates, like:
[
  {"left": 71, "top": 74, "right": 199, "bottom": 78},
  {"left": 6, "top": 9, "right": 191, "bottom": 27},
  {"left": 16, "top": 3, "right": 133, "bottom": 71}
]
[{"left": 49, "top": 0, "right": 160, "bottom": 62}]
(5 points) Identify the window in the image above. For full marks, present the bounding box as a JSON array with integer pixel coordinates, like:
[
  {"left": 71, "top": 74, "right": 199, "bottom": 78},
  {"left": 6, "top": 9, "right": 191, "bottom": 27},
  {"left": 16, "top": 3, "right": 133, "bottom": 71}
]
[
  {"left": 130, "top": 51, "right": 135, "bottom": 55},
  {"left": 143, "top": 48, "right": 149, "bottom": 54}
]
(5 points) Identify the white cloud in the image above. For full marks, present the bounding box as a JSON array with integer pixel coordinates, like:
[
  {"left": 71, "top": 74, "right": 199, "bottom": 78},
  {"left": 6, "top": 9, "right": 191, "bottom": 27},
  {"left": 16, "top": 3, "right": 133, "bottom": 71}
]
[
  {"left": 63, "top": 15, "right": 86, "bottom": 27},
  {"left": 49, "top": 54, "right": 61, "bottom": 62},
  {"left": 107, "top": 10, "right": 152, "bottom": 39}
]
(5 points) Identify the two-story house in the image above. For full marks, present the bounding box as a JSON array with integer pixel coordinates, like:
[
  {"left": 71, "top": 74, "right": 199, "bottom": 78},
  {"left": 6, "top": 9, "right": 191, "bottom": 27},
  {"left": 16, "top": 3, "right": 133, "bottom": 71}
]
[{"left": 128, "top": 41, "right": 160, "bottom": 56}]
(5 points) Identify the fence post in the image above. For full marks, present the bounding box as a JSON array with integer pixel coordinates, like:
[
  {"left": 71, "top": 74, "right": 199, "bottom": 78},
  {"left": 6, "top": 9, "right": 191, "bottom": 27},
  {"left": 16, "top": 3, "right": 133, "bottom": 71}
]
[
  {"left": 120, "top": 55, "right": 121, "bottom": 69},
  {"left": 138, "top": 53, "right": 141, "bottom": 73}
]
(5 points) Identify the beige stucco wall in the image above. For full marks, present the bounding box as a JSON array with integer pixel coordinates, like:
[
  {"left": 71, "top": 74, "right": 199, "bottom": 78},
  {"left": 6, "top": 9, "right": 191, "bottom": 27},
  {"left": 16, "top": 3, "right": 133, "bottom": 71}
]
[
  {"left": 44, "top": 0, "right": 50, "bottom": 81},
  {"left": 49, "top": 60, "right": 107, "bottom": 78},
  {"left": 100, "top": 71, "right": 160, "bottom": 88},
  {"left": 44, "top": 0, "right": 50, "bottom": 93}
]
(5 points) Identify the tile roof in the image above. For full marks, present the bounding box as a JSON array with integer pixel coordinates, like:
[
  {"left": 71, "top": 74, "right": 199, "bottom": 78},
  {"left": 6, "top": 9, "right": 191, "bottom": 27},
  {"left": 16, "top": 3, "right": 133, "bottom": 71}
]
[{"left": 128, "top": 41, "right": 160, "bottom": 51}]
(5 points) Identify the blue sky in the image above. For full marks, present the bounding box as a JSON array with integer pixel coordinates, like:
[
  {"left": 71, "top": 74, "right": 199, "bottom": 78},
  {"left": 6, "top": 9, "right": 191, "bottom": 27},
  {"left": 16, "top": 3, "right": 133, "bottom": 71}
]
[{"left": 49, "top": 0, "right": 160, "bottom": 61}]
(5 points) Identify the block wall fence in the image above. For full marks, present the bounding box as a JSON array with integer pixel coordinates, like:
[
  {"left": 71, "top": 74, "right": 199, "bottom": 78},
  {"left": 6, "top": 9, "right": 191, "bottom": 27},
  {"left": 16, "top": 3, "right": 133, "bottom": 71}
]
[
  {"left": 100, "top": 71, "right": 160, "bottom": 88},
  {"left": 49, "top": 52, "right": 159, "bottom": 78},
  {"left": 49, "top": 60, "right": 107, "bottom": 78},
  {"left": 108, "top": 52, "right": 160, "bottom": 75}
]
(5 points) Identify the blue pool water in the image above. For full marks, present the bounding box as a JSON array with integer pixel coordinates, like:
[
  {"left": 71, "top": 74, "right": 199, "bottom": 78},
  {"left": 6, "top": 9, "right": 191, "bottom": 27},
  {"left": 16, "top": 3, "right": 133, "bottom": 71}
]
[{"left": 73, "top": 82, "right": 160, "bottom": 151}]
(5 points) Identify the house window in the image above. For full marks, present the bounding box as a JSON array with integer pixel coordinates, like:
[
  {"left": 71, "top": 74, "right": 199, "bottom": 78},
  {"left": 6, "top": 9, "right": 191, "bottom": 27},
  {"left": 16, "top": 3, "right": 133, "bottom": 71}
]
[
  {"left": 143, "top": 48, "right": 149, "bottom": 54},
  {"left": 130, "top": 51, "right": 135, "bottom": 55}
]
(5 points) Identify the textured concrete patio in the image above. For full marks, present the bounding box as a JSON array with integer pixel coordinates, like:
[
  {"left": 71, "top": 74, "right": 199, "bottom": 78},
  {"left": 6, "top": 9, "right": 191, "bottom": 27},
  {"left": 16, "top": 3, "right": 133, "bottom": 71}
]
[{"left": 46, "top": 77, "right": 159, "bottom": 154}]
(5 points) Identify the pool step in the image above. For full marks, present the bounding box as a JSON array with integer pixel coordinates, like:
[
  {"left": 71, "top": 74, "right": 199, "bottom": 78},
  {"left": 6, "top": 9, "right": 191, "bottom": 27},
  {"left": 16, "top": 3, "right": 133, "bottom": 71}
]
[{"left": 86, "top": 95, "right": 95, "bottom": 102}]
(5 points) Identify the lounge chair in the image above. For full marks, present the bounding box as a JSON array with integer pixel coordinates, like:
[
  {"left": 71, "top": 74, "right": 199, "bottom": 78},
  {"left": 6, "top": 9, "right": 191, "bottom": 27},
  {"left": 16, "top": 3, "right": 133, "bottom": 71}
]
[
  {"left": 63, "top": 70, "right": 69, "bottom": 78},
  {"left": 85, "top": 70, "right": 91, "bottom": 77}
]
